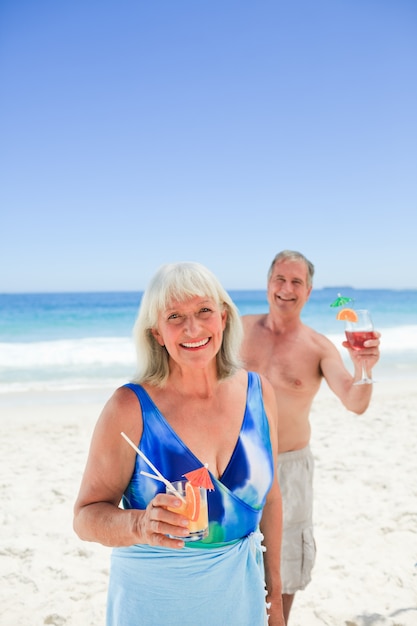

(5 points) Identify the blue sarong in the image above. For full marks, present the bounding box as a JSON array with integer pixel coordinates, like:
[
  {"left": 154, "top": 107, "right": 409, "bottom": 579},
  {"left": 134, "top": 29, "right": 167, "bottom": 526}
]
[{"left": 107, "top": 532, "right": 268, "bottom": 626}]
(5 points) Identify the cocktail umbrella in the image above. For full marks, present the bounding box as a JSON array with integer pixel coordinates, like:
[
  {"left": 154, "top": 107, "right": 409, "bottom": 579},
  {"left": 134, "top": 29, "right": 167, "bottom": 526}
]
[
  {"left": 330, "top": 293, "right": 353, "bottom": 308},
  {"left": 184, "top": 465, "right": 215, "bottom": 490}
]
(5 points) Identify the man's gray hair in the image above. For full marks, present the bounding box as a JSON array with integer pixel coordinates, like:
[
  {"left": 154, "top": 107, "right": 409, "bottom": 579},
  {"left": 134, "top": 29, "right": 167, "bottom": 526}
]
[{"left": 267, "top": 250, "right": 315, "bottom": 287}]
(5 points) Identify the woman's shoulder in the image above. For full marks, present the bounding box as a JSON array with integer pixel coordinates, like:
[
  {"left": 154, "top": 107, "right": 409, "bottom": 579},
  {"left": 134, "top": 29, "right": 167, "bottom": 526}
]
[{"left": 99, "top": 384, "right": 143, "bottom": 424}]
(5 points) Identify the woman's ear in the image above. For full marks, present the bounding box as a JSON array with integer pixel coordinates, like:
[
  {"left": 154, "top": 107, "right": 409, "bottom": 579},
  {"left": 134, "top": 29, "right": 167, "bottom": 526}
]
[
  {"left": 150, "top": 328, "right": 165, "bottom": 346},
  {"left": 221, "top": 309, "right": 228, "bottom": 331}
]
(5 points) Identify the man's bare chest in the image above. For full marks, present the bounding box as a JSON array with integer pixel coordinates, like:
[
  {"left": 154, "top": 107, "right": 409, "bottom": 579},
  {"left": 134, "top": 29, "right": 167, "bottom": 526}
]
[{"left": 251, "top": 340, "right": 322, "bottom": 391}]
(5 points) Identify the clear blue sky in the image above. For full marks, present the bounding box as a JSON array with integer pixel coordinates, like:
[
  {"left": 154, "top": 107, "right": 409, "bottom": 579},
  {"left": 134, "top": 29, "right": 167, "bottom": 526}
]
[{"left": 1, "top": 0, "right": 416, "bottom": 292}]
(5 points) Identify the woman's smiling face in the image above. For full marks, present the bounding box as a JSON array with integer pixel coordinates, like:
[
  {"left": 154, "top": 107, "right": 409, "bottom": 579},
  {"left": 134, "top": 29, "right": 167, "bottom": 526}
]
[{"left": 151, "top": 295, "right": 227, "bottom": 369}]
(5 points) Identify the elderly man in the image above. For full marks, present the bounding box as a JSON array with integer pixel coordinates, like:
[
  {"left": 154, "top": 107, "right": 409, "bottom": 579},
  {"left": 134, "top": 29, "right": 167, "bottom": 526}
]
[{"left": 241, "top": 250, "right": 380, "bottom": 624}]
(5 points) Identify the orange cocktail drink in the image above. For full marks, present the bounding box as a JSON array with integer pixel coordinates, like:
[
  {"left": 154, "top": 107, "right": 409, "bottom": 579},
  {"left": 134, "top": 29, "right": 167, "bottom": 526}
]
[{"left": 167, "top": 480, "right": 209, "bottom": 541}]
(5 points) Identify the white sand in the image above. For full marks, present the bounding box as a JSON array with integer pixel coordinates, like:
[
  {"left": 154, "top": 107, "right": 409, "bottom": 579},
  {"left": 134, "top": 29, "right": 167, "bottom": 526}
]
[{"left": 1, "top": 377, "right": 416, "bottom": 626}]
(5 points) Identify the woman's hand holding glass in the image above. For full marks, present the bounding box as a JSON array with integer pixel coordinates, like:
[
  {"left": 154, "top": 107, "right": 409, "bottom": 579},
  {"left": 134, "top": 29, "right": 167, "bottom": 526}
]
[{"left": 140, "top": 493, "right": 191, "bottom": 548}]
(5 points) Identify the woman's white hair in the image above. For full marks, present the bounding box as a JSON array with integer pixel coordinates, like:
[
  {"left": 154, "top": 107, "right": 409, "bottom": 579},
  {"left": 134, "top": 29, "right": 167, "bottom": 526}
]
[{"left": 131, "top": 262, "right": 243, "bottom": 386}]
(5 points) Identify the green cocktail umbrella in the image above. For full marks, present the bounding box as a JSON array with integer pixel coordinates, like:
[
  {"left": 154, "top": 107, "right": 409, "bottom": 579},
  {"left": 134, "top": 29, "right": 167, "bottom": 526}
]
[{"left": 330, "top": 293, "right": 353, "bottom": 308}]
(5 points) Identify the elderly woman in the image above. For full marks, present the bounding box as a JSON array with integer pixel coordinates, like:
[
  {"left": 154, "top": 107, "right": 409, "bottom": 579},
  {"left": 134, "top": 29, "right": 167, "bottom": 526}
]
[{"left": 73, "top": 261, "right": 284, "bottom": 625}]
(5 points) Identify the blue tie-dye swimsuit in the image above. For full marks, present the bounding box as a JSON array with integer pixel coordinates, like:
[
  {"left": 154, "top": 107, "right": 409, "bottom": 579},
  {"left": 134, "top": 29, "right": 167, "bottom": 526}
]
[{"left": 107, "top": 371, "right": 274, "bottom": 625}]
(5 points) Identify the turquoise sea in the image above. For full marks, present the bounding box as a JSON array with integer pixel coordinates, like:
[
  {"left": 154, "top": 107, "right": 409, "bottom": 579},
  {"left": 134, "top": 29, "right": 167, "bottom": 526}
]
[{"left": 0, "top": 288, "right": 416, "bottom": 394}]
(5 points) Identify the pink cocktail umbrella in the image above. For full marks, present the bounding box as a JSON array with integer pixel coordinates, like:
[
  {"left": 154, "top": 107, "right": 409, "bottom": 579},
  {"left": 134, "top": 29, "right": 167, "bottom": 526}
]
[{"left": 183, "top": 465, "right": 215, "bottom": 491}]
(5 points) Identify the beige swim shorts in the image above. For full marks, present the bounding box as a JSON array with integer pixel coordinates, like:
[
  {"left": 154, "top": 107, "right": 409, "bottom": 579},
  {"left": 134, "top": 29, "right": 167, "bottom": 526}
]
[{"left": 277, "top": 445, "right": 316, "bottom": 594}]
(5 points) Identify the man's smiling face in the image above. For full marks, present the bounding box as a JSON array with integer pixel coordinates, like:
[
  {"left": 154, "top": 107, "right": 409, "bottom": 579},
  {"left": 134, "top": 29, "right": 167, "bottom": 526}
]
[{"left": 267, "top": 259, "right": 312, "bottom": 316}]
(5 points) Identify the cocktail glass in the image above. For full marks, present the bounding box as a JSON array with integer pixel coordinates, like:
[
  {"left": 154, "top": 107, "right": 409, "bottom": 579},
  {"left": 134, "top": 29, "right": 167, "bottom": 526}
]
[
  {"left": 167, "top": 480, "right": 208, "bottom": 541},
  {"left": 344, "top": 309, "right": 377, "bottom": 385}
]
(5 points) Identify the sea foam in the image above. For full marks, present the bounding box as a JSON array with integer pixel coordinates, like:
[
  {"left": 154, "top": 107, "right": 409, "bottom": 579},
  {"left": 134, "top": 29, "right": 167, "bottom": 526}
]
[{"left": 0, "top": 325, "right": 416, "bottom": 393}]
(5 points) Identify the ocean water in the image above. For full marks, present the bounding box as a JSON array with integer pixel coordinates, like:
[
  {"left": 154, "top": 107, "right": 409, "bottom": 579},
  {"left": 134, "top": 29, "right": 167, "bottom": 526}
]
[{"left": 0, "top": 288, "right": 416, "bottom": 394}]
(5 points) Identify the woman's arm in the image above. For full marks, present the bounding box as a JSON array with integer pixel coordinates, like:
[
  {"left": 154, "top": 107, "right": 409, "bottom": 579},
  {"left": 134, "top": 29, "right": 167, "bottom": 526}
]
[
  {"left": 73, "top": 386, "right": 189, "bottom": 549},
  {"left": 259, "top": 375, "right": 285, "bottom": 626}
]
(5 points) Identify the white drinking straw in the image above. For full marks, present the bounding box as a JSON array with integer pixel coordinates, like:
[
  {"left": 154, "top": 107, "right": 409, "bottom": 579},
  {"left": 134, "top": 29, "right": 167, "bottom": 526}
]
[{"left": 120, "top": 431, "right": 185, "bottom": 502}]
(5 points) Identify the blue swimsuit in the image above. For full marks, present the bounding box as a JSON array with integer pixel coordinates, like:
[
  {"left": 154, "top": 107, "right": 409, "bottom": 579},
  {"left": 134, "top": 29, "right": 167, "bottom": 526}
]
[{"left": 107, "top": 372, "right": 274, "bottom": 625}]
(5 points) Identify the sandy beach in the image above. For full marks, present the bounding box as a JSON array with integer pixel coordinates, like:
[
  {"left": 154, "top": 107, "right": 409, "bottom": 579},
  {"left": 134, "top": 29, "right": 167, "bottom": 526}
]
[{"left": 1, "top": 376, "right": 416, "bottom": 626}]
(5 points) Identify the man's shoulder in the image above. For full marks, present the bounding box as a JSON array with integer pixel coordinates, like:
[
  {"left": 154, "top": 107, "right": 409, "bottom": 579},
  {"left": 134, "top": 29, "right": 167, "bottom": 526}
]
[
  {"left": 241, "top": 313, "right": 267, "bottom": 331},
  {"left": 241, "top": 313, "right": 267, "bottom": 323},
  {"left": 300, "top": 322, "right": 325, "bottom": 339},
  {"left": 302, "top": 323, "right": 337, "bottom": 352}
]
